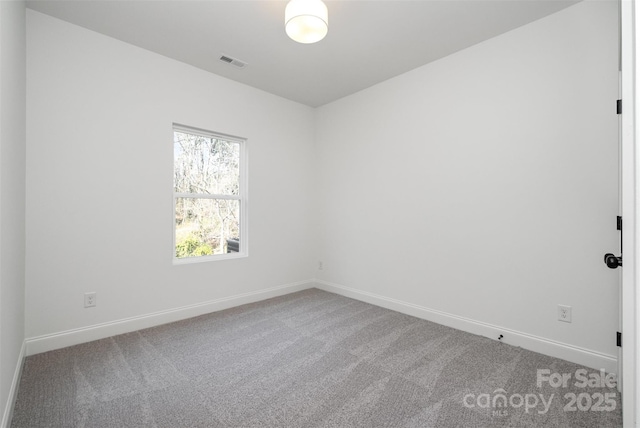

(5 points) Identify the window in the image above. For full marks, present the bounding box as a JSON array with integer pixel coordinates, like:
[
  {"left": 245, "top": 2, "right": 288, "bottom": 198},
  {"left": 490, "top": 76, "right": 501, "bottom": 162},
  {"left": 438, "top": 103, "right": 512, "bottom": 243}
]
[{"left": 173, "top": 124, "right": 247, "bottom": 262}]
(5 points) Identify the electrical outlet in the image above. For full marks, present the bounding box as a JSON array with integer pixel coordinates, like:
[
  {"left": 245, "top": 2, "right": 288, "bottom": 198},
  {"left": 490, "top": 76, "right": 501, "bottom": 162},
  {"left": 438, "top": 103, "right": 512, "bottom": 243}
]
[
  {"left": 84, "top": 292, "right": 97, "bottom": 308},
  {"left": 558, "top": 304, "right": 571, "bottom": 323},
  {"left": 318, "top": 261, "right": 323, "bottom": 270}
]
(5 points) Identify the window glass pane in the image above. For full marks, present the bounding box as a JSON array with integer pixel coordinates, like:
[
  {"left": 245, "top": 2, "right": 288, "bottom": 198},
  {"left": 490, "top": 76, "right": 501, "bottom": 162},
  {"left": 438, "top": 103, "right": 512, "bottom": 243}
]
[
  {"left": 174, "top": 131, "right": 240, "bottom": 195},
  {"left": 175, "top": 197, "right": 240, "bottom": 258}
]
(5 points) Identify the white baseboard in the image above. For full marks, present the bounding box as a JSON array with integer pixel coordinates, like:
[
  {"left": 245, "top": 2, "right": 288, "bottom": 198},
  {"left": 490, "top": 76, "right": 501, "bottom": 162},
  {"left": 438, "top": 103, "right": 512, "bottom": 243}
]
[
  {"left": 26, "top": 280, "right": 314, "bottom": 356},
  {"left": 2, "top": 341, "right": 25, "bottom": 428},
  {"left": 24, "top": 278, "right": 618, "bottom": 374},
  {"left": 315, "top": 280, "right": 618, "bottom": 375}
]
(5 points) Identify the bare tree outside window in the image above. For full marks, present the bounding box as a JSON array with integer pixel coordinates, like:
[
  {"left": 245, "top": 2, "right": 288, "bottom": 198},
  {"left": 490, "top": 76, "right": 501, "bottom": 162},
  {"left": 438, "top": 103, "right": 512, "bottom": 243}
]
[{"left": 173, "top": 127, "right": 244, "bottom": 259}]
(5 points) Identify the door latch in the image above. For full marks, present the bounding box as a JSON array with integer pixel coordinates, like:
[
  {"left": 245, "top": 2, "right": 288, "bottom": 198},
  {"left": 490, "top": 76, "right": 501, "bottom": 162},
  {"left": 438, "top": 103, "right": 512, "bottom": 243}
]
[{"left": 604, "top": 216, "right": 622, "bottom": 269}]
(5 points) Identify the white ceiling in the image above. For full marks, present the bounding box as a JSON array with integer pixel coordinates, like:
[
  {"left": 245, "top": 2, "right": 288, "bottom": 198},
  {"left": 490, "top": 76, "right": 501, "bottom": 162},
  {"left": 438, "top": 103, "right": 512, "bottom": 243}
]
[{"left": 26, "top": 0, "right": 580, "bottom": 107}]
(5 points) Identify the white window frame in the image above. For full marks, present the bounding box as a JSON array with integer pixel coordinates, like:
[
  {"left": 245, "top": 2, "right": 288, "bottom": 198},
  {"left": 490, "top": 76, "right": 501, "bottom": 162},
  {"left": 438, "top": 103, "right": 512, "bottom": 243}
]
[{"left": 172, "top": 123, "right": 248, "bottom": 264}]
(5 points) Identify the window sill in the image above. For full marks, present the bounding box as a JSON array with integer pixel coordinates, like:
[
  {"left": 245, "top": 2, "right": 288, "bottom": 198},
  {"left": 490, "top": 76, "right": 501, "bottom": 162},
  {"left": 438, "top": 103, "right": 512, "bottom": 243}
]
[{"left": 173, "top": 252, "right": 247, "bottom": 265}]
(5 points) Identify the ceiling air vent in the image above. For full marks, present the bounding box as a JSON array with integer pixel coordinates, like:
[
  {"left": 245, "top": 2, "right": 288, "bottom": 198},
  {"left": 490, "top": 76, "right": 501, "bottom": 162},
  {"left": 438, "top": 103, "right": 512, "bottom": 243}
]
[{"left": 219, "top": 55, "right": 247, "bottom": 69}]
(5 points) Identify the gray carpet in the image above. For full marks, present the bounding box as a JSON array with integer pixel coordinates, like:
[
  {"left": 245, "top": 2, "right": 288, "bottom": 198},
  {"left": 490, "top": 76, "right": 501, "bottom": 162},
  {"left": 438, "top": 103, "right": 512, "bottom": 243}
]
[{"left": 11, "top": 288, "right": 622, "bottom": 427}]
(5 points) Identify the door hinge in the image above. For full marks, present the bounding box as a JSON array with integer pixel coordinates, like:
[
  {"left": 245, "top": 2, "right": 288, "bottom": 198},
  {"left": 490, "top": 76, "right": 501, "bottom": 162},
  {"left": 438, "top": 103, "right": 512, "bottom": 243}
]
[
  {"left": 617, "top": 99, "right": 622, "bottom": 115},
  {"left": 617, "top": 331, "right": 622, "bottom": 347}
]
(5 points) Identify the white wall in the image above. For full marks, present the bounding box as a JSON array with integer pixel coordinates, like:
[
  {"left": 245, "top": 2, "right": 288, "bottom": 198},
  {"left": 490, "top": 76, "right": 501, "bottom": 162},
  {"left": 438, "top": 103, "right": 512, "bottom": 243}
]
[
  {"left": 0, "top": 0, "right": 26, "bottom": 424},
  {"left": 316, "top": 1, "right": 620, "bottom": 369},
  {"left": 25, "top": 10, "right": 316, "bottom": 349}
]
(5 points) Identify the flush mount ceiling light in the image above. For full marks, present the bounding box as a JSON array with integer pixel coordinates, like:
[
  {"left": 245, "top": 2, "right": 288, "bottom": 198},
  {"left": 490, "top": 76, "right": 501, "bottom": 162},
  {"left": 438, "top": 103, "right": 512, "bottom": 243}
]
[{"left": 285, "top": 0, "right": 328, "bottom": 44}]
